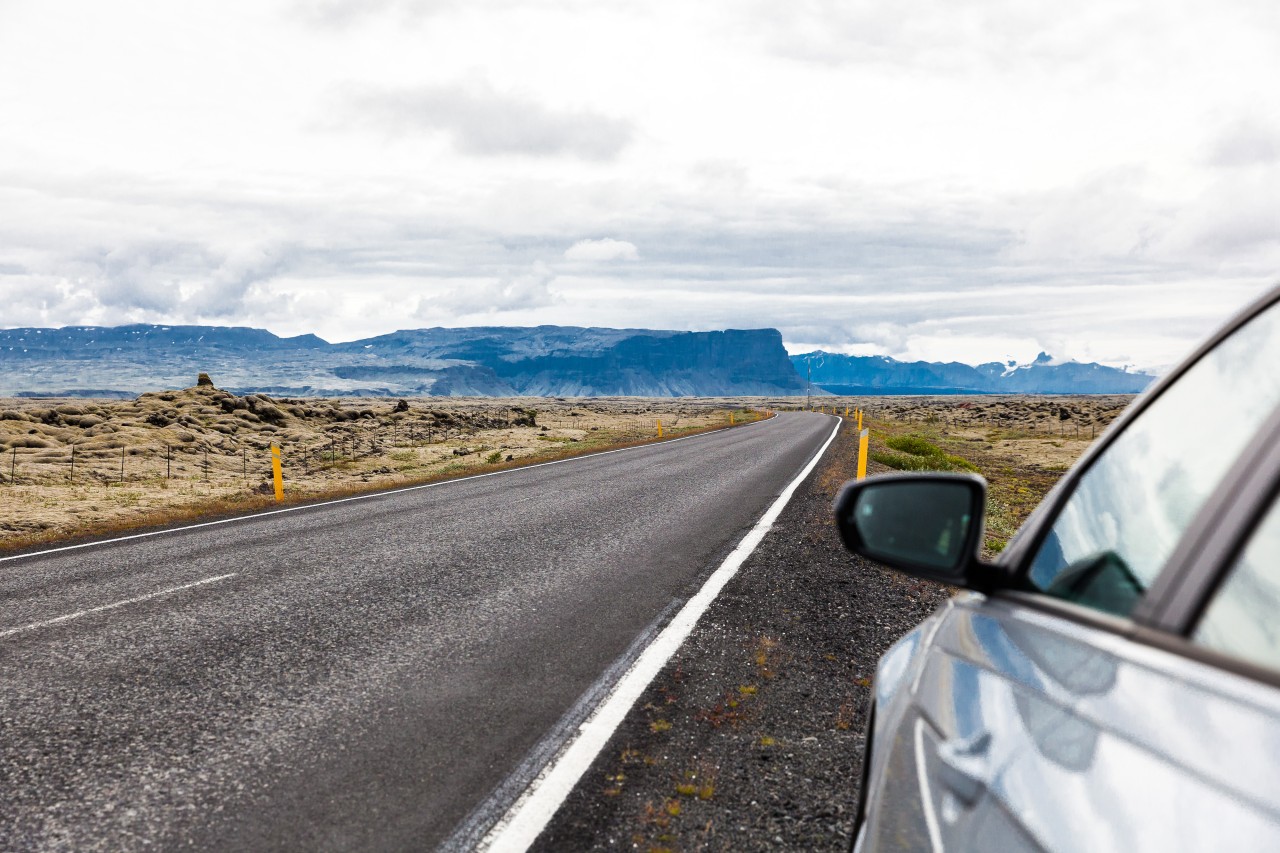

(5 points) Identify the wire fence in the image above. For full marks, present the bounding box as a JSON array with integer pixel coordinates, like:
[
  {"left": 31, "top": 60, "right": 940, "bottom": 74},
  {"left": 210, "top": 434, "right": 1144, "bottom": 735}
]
[{"left": 0, "top": 421, "right": 496, "bottom": 486}]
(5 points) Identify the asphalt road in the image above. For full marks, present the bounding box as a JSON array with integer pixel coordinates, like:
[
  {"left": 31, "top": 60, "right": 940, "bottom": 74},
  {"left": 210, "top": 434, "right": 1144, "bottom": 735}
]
[{"left": 0, "top": 412, "right": 836, "bottom": 851}]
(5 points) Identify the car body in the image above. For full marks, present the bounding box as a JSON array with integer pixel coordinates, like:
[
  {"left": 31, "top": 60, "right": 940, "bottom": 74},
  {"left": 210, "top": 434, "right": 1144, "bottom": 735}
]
[{"left": 835, "top": 285, "right": 1280, "bottom": 852}]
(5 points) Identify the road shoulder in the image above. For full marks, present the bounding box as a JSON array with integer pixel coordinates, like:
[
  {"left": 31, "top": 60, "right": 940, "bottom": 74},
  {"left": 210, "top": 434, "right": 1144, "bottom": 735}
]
[{"left": 531, "top": 418, "right": 950, "bottom": 851}]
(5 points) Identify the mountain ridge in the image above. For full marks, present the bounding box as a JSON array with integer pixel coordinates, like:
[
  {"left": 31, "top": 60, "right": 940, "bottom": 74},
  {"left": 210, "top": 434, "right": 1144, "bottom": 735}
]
[
  {"left": 0, "top": 324, "right": 806, "bottom": 398},
  {"left": 790, "top": 350, "right": 1155, "bottom": 395},
  {"left": 0, "top": 323, "right": 1157, "bottom": 397}
]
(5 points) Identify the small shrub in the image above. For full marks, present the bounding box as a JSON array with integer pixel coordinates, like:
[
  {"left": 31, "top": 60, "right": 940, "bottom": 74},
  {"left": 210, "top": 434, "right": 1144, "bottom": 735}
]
[
  {"left": 484, "top": 450, "right": 503, "bottom": 464},
  {"left": 885, "top": 435, "right": 940, "bottom": 457},
  {"left": 876, "top": 434, "right": 978, "bottom": 472},
  {"left": 870, "top": 450, "right": 935, "bottom": 472}
]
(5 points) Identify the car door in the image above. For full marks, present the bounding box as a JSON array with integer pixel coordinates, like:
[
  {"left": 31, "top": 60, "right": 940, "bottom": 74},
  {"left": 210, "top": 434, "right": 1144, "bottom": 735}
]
[{"left": 895, "top": 289, "right": 1280, "bottom": 851}]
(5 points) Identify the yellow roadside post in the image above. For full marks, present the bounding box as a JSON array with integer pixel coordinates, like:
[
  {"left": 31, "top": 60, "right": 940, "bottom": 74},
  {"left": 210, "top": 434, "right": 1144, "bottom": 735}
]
[
  {"left": 657, "top": 419, "right": 663, "bottom": 438},
  {"left": 857, "top": 428, "right": 869, "bottom": 480},
  {"left": 730, "top": 411, "right": 735, "bottom": 425},
  {"left": 857, "top": 409, "right": 863, "bottom": 432},
  {"left": 271, "top": 444, "right": 284, "bottom": 500}
]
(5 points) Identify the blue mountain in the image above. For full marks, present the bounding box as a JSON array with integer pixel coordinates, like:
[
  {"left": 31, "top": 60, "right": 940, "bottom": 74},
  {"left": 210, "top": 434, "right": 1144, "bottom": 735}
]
[{"left": 791, "top": 350, "right": 1154, "bottom": 395}]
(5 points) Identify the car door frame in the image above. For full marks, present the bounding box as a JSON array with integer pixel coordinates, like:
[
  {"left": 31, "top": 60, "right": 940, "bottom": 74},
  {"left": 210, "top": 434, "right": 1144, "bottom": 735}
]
[{"left": 988, "top": 283, "right": 1280, "bottom": 686}]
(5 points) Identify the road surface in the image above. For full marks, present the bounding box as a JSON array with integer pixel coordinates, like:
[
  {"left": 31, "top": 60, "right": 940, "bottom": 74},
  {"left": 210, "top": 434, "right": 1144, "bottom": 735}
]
[{"left": 0, "top": 412, "right": 836, "bottom": 851}]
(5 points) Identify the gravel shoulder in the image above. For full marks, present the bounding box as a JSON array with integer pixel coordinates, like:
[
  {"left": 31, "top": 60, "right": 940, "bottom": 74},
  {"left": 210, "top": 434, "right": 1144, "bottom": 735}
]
[{"left": 532, "top": 416, "right": 952, "bottom": 852}]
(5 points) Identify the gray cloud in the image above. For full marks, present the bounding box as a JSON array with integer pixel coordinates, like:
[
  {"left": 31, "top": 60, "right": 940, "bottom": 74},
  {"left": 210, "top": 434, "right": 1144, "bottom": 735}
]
[
  {"left": 335, "top": 81, "right": 633, "bottom": 160},
  {"left": 85, "top": 242, "right": 201, "bottom": 313},
  {"left": 414, "top": 261, "right": 559, "bottom": 320},
  {"left": 739, "top": 0, "right": 1104, "bottom": 70},
  {"left": 289, "top": 0, "right": 453, "bottom": 29},
  {"left": 289, "top": 0, "right": 597, "bottom": 29},
  {"left": 186, "top": 244, "right": 298, "bottom": 317},
  {"left": 1208, "top": 117, "right": 1280, "bottom": 168},
  {"left": 18, "top": 236, "right": 300, "bottom": 324}
]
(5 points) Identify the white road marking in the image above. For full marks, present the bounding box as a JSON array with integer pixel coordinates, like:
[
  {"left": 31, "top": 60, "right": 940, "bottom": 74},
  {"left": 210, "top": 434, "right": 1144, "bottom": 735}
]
[
  {"left": 478, "top": 415, "right": 842, "bottom": 851},
  {"left": 0, "top": 573, "right": 238, "bottom": 640},
  {"left": 0, "top": 415, "right": 776, "bottom": 565}
]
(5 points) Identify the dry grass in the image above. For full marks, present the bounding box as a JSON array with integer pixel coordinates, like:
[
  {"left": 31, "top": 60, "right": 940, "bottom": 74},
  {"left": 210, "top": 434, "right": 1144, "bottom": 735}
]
[{"left": 0, "top": 386, "right": 767, "bottom": 554}]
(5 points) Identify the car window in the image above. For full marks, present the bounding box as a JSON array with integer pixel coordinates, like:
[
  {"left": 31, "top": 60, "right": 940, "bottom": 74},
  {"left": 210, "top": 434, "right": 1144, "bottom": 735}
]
[
  {"left": 1193, "top": 495, "right": 1280, "bottom": 672},
  {"left": 1024, "top": 299, "right": 1280, "bottom": 617}
]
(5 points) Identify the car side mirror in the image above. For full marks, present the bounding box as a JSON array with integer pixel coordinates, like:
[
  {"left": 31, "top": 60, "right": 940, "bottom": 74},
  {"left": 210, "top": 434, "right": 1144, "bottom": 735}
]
[{"left": 833, "top": 473, "right": 990, "bottom": 588}]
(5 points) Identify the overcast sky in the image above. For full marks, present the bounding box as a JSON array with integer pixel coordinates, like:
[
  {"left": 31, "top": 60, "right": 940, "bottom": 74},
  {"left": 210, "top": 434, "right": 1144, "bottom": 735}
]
[{"left": 1, "top": 0, "right": 1277, "bottom": 369}]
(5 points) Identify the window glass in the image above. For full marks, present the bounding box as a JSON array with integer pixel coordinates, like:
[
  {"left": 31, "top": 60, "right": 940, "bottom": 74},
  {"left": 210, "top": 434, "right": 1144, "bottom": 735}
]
[
  {"left": 1194, "top": 498, "right": 1280, "bottom": 672},
  {"left": 1025, "top": 300, "right": 1280, "bottom": 616}
]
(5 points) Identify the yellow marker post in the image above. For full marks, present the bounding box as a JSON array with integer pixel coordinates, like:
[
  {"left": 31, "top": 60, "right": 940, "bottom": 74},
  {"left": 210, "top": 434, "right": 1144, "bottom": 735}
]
[
  {"left": 271, "top": 444, "right": 283, "bottom": 501},
  {"left": 857, "top": 428, "right": 869, "bottom": 480},
  {"left": 657, "top": 419, "right": 663, "bottom": 438},
  {"left": 730, "top": 411, "right": 735, "bottom": 425}
]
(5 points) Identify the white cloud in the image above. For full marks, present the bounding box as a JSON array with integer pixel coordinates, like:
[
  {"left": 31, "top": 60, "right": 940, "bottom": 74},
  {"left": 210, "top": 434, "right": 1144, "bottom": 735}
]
[{"left": 562, "top": 239, "right": 639, "bottom": 262}]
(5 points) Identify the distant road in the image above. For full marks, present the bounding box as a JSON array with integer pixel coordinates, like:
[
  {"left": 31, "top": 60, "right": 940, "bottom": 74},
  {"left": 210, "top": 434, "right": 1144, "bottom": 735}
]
[{"left": 0, "top": 412, "right": 836, "bottom": 851}]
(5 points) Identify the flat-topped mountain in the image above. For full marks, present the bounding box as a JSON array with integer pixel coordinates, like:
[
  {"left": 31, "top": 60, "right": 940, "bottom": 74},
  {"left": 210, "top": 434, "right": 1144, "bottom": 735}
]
[
  {"left": 792, "top": 350, "right": 1155, "bottom": 395},
  {"left": 0, "top": 324, "right": 807, "bottom": 398}
]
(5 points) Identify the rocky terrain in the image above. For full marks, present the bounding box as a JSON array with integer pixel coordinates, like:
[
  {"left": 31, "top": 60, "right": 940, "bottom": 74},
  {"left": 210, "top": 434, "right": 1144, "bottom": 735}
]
[
  {"left": 0, "top": 380, "right": 764, "bottom": 551},
  {"left": 0, "top": 390, "right": 1129, "bottom": 554}
]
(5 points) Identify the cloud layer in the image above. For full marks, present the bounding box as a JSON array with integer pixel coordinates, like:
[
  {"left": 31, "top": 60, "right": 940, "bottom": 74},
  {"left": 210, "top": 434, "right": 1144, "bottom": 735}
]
[{"left": 0, "top": 0, "right": 1276, "bottom": 371}]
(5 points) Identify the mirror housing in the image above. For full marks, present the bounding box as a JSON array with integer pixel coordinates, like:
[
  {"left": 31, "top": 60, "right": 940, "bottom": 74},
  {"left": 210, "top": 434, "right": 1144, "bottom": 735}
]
[{"left": 833, "top": 473, "right": 991, "bottom": 588}]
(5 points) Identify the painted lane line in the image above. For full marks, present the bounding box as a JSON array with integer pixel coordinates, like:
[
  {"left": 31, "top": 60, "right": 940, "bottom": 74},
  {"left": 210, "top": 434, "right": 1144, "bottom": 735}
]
[
  {"left": 0, "top": 414, "right": 780, "bottom": 566},
  {"left": 0, "top": 573, "right": 238, "bottom": 640},
  {"left": 478, "top": 415, "right": 842, "bottom": 851}
]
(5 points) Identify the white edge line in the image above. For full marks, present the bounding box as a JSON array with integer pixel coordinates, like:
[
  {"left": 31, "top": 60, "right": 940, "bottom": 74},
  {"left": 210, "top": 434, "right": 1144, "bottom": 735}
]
[
  {"left": 478, "top": 415, "right": 842, "bottom": 852},
  {"left": 1, "top": 414, "right": 779, "bottom": 565},
  {"left": 0, "top": 573, "right": 238, "bottom": 639}
]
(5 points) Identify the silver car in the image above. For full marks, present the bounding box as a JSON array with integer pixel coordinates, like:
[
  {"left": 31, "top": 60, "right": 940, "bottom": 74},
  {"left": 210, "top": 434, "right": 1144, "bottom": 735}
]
[{"left": 835, "top": 285, "right": 1280, "bottom": 852}]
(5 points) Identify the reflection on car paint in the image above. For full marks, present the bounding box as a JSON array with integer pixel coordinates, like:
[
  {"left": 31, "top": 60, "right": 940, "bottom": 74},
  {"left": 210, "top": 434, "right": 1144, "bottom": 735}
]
[{"left": 938, "top": 600, "right": 1280, "bottom": 850}]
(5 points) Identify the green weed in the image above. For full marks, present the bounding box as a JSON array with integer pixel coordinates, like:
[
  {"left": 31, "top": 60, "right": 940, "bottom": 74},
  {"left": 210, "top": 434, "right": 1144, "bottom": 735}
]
[{"left": 875, "top": 434, "right": 978, "bottom": 472}]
